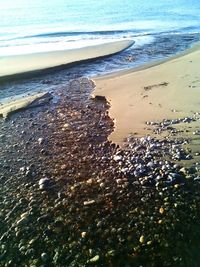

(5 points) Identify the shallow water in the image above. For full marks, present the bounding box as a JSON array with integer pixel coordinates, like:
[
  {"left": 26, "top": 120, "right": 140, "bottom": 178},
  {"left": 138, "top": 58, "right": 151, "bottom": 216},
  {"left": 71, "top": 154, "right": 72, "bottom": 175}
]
[
  {"left": 0, "top": 0, "right": 200, "bottom": 72},
  {"left": 0, "top": 0, "right": 200, "bottom": 98},
  {"left": 0, "top": 31, "right": 200, "bottom": 102},
  {"left": 1, "top": 0, "right": 200, "bottom": 54}
]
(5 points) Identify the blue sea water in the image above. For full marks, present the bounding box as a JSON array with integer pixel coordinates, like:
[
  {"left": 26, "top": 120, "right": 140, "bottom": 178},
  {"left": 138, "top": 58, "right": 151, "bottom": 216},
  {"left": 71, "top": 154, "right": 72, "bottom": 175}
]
[
  {"left": 0, "top": 0, "right": 200, "bottom": 56},
  {"left": 0, "top": 0, "right": 200, "bottom": 98}
]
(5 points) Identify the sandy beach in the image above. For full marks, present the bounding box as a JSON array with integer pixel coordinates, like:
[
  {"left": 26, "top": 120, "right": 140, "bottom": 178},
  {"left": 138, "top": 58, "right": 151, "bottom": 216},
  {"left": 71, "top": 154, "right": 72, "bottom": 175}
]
[
  {"left": 2, "top": 0, "right": 200, "bottom": 266},
  {"left": 1, "top": 43, "right": 200, "bottom": 267},
  {"left": 93, "top": 43, "right": 200, "bottom": 146}
]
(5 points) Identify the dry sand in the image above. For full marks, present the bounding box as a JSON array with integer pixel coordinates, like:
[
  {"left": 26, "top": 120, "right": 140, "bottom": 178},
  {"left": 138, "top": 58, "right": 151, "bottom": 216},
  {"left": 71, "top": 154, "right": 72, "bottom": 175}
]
[
  {"left": 93, "top": 43, "right": 200, "bottom": 145},
  {"left": 0, "top": 39, "right": 134, "bottom": 78}
]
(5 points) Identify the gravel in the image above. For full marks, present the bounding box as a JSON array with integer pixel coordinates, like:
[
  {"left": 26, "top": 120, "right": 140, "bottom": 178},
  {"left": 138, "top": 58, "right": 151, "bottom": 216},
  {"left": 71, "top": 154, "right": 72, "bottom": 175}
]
[{"left": 0, "top": 77, "right": 200, "bottom": 267}]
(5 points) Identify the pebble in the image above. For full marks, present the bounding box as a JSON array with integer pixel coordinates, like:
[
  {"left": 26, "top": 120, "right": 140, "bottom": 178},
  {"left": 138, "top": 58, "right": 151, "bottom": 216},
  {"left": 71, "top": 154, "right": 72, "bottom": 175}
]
[
  {"left": 113, "top": 155, "right": 122, "bottom": 161},
  {"left": 81, "top": 232, "right": 87, "bottom": 238},
  {"left": 38, "top": 137, "right": 44, "bottom": 145},
  {"left": 20, "top": 211, "right": 30, "bottom": 219},
  {"left": 106, "top": 250, "right": 116, "bottom": 257},
  {"left": 41, "top": 252, "right": 48, "bottom": 262},
  {"left": 193, "top": 131, "right": 200, "bottom": 135},
  {"left": 16, "top": 217, "right": 29, "bottom": 226},
  {"left": 1, "top": 77, "right": 200, "bottom": 267},
  {"left": 63, "top": 123, "right": 70, "bottom": 128},
  {"left": 39, "top": 178, "right": 51, "bottom": 190},
  {"left": 88, "top": 255, "right": 100, "bottom": 263},
  {"left": 159, "top": 207, "right": 165, "bottom": 214},
  {"left": 139, "top": 235, "right": 145, "bottom": 244},
  {"left": 83, "top": 200, "right": 95, "bottom": 206}
]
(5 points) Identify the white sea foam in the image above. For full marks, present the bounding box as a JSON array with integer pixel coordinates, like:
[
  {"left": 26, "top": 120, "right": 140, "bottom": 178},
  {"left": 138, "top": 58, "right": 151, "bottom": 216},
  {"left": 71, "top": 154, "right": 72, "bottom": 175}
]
[
  {"left": 0, "top": 0, "right": 200, "bottom": 75},
  {"left": 0, "top": 38, "right": 134, "bottom": 56},
  {"left": 0, "top": 39, "right": 135, "bottom": 77}
]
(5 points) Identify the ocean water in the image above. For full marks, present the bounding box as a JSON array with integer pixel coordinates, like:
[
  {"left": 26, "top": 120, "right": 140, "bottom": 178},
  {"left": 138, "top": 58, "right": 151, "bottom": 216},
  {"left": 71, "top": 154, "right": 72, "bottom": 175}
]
[
  {"left": 0, "top": 0, "right": 200, "bottom": 97},
  {"left": 0, "top": 0, "right": 200, "bottom": 56}
]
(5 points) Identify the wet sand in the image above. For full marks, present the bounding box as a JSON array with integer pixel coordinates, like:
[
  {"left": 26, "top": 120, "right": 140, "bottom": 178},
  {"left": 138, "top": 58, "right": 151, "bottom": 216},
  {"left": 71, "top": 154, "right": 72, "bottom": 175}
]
[{"left": 93, "top": 43, "right": 200, "bottom": 146}]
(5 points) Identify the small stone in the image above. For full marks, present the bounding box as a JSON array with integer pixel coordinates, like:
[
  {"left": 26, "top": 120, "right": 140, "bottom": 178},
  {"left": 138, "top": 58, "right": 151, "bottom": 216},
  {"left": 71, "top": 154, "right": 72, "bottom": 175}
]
[
  {"left": 86, "top": 178, "right": 94, "bottom": 184},
  {"left": 139, "top": 235, "right": 145, "bottom": 244},
  {"left": 29, "top": 239, "right": 37, "bottom": 245},
  {"left": 19, "top": 166, "right": 26, "bottom": 173},
  {"left": 159, "top": 207, "right": 165, "bottom": 214},
  {"left": 88, "top": 255, "right": 99, "bottom": 263},
  {"left": 193, "top": 130, "right": 200, "bottom": 135},
  {"left": 113, "top": 155, "right": 122, "bottom": 161},
  {"left": 106, "top": 250, "right": 116, "bottom": 257},
  {"left": 174, "top": 184, "right": 180, "bottom": 188},
  {"left": 83, "top": 200, "right": 95, "bottom": 206},
  {"left": 60, "top": 164, "right": 67, "bottom": 170},
  {"left": 16, "top": 217, "right": 28, "bottom": 226},
  {"left": 41, "top": 252, "right": 48, "bottom": 262},
  {"left": 20, "top": 212, "right": 30, "bottom": 219},
  {"left": 38, "top": 138, "right": 44, "bottom": 145},
  {"left": 180, "top": 167, "right": 187, "bottom": 174},
  {"left": 99, "top": 182, "right": 105, "bottom": 188},
  {"left": 63, "top": 123, "right": 69, "bottom": 128},
  {"left": 39, "top": 178, "right": 51, "bottom": 190},
  {"left": 91, "top": 94, "right": 107, "bottom": 102},
  {"left": 81, "top": 232, "right": 87, "bottom": 238}
]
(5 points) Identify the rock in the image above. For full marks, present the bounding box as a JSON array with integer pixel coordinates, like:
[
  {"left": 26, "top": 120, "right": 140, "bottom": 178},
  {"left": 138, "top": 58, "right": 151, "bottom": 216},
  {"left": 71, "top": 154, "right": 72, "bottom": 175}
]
[
  {"left": 106, "top": 250, "right": 116, "bottom": 257},
  {"left": 60, "top": 164, "right": 67, "bottom": 170},
  {"left": 159, "top": 207, "right": 165, "bottom": 214},
  {"left": 63, "top": 123, "right": 70, "bottom": 129},
  {"left": 139, "top": 235, "right": 145, "bottom": 244},
  {"left": 39, "top": 178, "right": 51, "bottom": 190},
  {"left": 16, "top": 217, "right": 29, "bottom": 226},
  {"left": 147, "top": 162, "right": 154, "bottom": 168},
  {"left": 179, "top": 167, "right": 188, "bottom": 174},
  {"left": 88, "top": 255, "right": 100, "bottom": 263},
  {"left": 167, "top": 172, "right": 184, "bottom": 185},
  {"left": 113, "top": 155, "right": 122, "bottom": 161},
  {"left": 86, "top": 178, "right": 94, "bottom": 184},
  {"left": 41, "top": 252, "right": 48, "bottom": 262},
  {"left": 91, "top": 94, "right": 107, "bottom": 102},
  {"left": 193, "top": 131, "right": 200, "bottom": 135},
  {"left": 83, "top": 200, "right": 95, "bottom": 206},
  {"left": 99, "top": 182, "right": 105, "bottom": 188},
  {"left": 25, "top": 248, "right": 35, "bottom": 256},
  {"left": 38, "top": 138, "right": 44, "bottom": 145},
  {"left": 20, "top": 212, "right": 30, "bottom": 219},
  {"left": 81, "top": 232, "right": 87, "bottom": 238}
]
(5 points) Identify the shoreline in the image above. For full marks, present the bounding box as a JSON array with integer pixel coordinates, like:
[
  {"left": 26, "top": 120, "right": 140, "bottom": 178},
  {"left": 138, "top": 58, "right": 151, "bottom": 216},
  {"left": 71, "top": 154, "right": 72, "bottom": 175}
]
[
  {"left": 1, "top": 73, "right": 200, "bottom": 266},
  {"left": 93, "top": 42, "right": 200, "bottom": 146},
  {"left": 0, "top": 39, "right": 134, "bottom": 79},
  {"left": 93, "top": 41, "right": 200, "bottom": 81}
]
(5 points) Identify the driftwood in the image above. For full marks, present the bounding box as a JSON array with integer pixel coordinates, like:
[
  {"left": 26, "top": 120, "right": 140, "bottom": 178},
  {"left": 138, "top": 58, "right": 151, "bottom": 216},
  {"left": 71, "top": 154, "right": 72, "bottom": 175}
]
[
  {"left": 0, "top": 92, "right": 52, "bottom": 119},
  {"left": 90, "top": 94, "right": 107, "bottom": 103}
]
